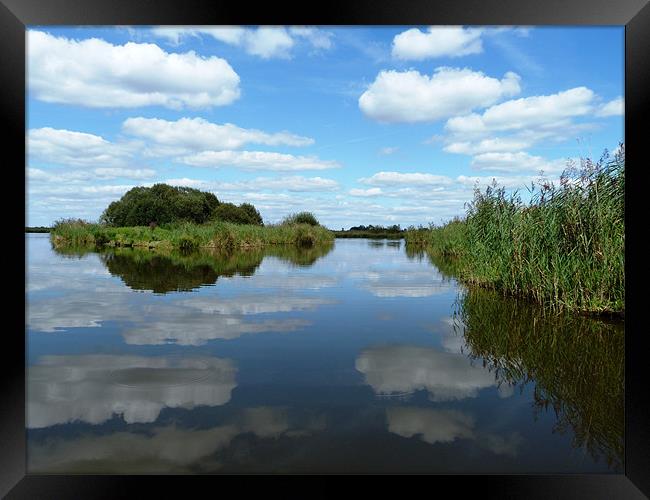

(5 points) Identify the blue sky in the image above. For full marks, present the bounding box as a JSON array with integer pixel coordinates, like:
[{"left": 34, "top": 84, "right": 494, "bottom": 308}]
[{"left": 26, "top": 26, "right": 624, "bottom": 229}]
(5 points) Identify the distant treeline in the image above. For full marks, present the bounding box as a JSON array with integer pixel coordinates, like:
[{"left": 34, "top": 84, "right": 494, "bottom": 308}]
[
  {"left": 334, "top": 224, "right": 405, "bottom": 239},
  {"left": 26, "top": 227, "right": 51, "bottom": 233}
]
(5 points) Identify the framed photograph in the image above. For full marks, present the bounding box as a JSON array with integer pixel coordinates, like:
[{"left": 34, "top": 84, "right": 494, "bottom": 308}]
[{"left": 3, "top": 0, "right": 648, "bottom": 496}]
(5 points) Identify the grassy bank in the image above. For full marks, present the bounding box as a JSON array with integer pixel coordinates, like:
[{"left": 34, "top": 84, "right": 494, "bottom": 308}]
[
  {"left": 405, "top": 150, "right": 625, "bottom": 315},
  {"left": 50, "top": 220, "right": 335, "bottom": 252}
]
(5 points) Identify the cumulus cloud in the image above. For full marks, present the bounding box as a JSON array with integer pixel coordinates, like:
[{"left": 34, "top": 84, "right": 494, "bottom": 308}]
[
  {"left": 356, "top": 345, "right": 498, "bottom": 400},
  {"left": 28, "top": 30, "right": 240, "bottom": 108},
  {"left": 445, "top": 87, "right": 596, "bottom": 136},
  {"left": 28, "top": 127, "right": 137, "bottom": 168},
  {"left": 122, "top": 117, "right": 314, "bottom": 154},
  {"left": 392, "top": 26, "right": 483, "bottom": 60},
  {"left": 359, "top": 67, "right": 520, "bottom": 123},
  {"left": 166, "top": 176, "right": 339, "bottom": 193},
  {"left": 444, "top": 137, "right": 532, "bottom": 155},
  {"left": 596, "top": 97, "right": 624, "bottom": 117},
  {"left": 27, "top": 354, "right": 237, "bottom": 428},
  {"left": 180, "top": 150, "right": 341, "bottom": 171},
  {"left": 470, "top": 151, "right": 567, "bottom": 174}
]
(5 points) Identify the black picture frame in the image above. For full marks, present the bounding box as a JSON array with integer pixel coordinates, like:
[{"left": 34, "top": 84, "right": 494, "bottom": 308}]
[{"left": 3, "top": 0, "right": 648, "bottom": 496}]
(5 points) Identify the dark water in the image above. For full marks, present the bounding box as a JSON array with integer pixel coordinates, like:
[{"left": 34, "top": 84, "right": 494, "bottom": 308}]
[{"left": 25, "top": 233, "right": 624, "bottom": 474}]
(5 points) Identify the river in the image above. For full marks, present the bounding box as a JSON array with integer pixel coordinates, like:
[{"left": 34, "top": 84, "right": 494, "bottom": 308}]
[{"left": 25, "top": 233, "right": 623, "bottom": 473}]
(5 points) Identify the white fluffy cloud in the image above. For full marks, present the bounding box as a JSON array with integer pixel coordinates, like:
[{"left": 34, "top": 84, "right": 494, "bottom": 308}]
[
  {"left": 596, "top": 97, "right": 624, "bottom": 117},
  {"left": 470, "top": 152, "right": 566, "bottom": 174},
  {"left": 28, "top": 30, "right": 240, "bottom": 109},
  {"left": 392, "top": 26, "right": 483, "bottom": 60},
  {"left": 28, "top": 127, "right": 137, "bottom": 167},
  {"left": 122, "top": 117, "right": 314, "bottom": 153},
  {"left": 359, "top": 67, "right": 521, "bottom": 123},
  {"left": 444, "top": 137, "right": 532, "bottom": 155},
  {"left": 445, "top": 87, "right": 596, "bottom": 136},
  {"left": 181, "top": 150, "right": 341, "bottom": 171}
]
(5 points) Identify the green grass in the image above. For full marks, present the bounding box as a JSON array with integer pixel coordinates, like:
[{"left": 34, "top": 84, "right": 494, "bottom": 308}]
[
  {"left": 405, "top": 149, "right": 625, "bottom": 314},
  {"left": 50, "top": 219, "right": 335, "bottom": 252},
  {"left": 26, "top": 226, "right": 51, "bottom": 233}
]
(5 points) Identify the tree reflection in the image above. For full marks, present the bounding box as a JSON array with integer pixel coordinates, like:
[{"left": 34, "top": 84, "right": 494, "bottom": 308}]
[{"left": 51, "top": 242, "right": 334, "bottom": 293}]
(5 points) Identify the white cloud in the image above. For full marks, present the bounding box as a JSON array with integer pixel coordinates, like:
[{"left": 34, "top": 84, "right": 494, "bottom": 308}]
[
  {"left": 349, "top": 187, "right": 383, "bottom": 197},
  {"left": 29, "top": 167, "right": 156, "bottom": 182},
  {"left": 239, "top": 26, "right": 294, "bottom": 59},
  {"left": 166, "top": 175, "right": 339, "bottom": 193},
  {"left": 445, "top": 87, "right": 596, "bottom": 136},
  {"left": 360, "top": 171, "right": 454, "bottom": 186},
  {"left": 596, "top": 97, "right": 624, "bottom": 117},
  {"left": 289, "top": 27, "right": 334, "bottom": 50},
  {"left": 122, "top": 117, "right": 314, "bottom": 153},
  {"left": 181, "top": 150, "right": 341, "bottom": 171},
  {"left": 151, "top": 26, "right": 334, "bottom": 58},
  {"left": 28, "top": 127, "right": 137, "bottom": 167},
  {"left": 444, "top": 137, "right": 532, "bottom": 155},
  {"left": 470, "top": 151, "right": 566, "bottom": 174},
  {"left": 379, "top": 146, "right": 399, "bottom": 155},
  {"left": 392, "top": 26, "right": 483, "bottom": 60},
  {"left": 28, "top": 30, "right": 240, "bottom": 109},
  {"left": 359, "top": 67, "right": 520, "bottom": 123},
  {"left": 27, "top": 354, "right": 237, "bottom": 428}
]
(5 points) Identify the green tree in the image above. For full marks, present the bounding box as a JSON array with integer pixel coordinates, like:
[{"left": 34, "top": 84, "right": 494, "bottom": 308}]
[{"left": 100, "top": 184, "right": 220, "bottom": 226}]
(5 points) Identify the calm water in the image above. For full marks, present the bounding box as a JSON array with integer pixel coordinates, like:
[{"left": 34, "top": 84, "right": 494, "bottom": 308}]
[{"left": 25, "top": 233, "right": 624, "bottom": 474}]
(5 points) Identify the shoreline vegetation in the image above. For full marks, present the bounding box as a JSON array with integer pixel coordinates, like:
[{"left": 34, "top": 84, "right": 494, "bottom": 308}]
[
  {"left": 333, "top": 224, "right": 405, "bottom": 239},
  {"left": 50, "top": 220, "right": 334, "bottom": 252},
  {"left": 49, "top": 184, "right": 334, "bottom": 251},
  {"left": 405, "top": 147, "right": 625, "bottom": 316}
]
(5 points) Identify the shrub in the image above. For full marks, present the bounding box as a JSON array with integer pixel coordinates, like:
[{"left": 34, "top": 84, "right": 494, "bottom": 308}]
[
  {"left": 212, "top": 202, "right": 264, "bottom": 225},
  {"left": 282, "top": 212, "right": 320, "bottom": 226}
]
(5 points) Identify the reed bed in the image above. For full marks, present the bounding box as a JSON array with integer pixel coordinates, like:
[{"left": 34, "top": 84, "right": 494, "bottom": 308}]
[
  {"left": 405, "top": 148, "right": 625, "bottom": 314},
  {"left": 50, "top": 219, "right": 335, "bottom": 252}
]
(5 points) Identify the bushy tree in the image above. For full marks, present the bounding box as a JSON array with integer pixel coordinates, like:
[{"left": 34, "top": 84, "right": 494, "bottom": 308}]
[
  {"left": 282, "top": 212, "right": 320, "bottom": 226},
  {"left": 212, "top": 202, "right": 264, "bottom": 225},
  {"left": 100, "top": 184, "right": 220, "bottom": 226}
]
